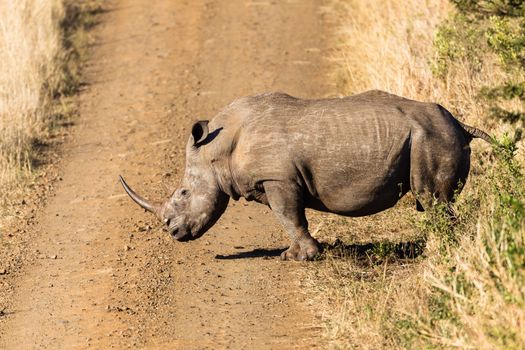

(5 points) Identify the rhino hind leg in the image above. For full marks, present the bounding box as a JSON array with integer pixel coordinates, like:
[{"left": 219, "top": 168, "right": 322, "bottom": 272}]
[
  {"left": 263, "top": 181, "right": 321, "bottom": 261},
  {"left": 410, "top": 137, "right": 471, "bottom": 212}
]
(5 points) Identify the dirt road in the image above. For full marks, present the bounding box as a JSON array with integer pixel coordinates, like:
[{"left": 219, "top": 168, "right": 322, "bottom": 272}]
[{"left": 0, "top": 0, "right": 335, "bottom": 348}]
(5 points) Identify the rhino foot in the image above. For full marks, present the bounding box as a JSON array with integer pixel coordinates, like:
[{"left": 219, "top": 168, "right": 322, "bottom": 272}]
[{"left": 281, "top": 239, "right": 320, "bottom": 261}]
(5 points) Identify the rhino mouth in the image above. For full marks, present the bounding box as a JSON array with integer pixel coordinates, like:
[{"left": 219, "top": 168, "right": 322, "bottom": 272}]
[
  {"left": 169, "top": 225, "right": 201, "bottom": 242},
  {"left": 169, "top": 225, "right": 206, "bottom": 242},
  {"left": 169, "top": 226, "right": 189, "bottom": 241}
]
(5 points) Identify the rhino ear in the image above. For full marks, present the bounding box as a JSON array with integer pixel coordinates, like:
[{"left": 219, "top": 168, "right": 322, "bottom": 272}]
[{"left": 191, "top": 120, "right": 209, "bottom": 146}]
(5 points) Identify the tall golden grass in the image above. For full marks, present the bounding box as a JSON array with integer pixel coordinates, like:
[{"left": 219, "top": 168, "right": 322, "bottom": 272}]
[
  {"left": 307, "top": 0, "right": 525, "bottom": 348},
  {"left": 335, "top": 0, "right": 449, "bottom": 99},
  {"left": 0, "top": 0, "right": 65, "bottom": 187}
]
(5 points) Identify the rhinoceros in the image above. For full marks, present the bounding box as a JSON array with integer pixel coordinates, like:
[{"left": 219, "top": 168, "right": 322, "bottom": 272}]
[{"left": 120, "top": 90, "right": 491, "bottom": 260}]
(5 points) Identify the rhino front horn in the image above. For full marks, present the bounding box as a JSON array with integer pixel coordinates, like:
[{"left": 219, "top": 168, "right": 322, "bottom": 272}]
[{"left": 119, "top": 175, "right": 161, "bottom": 216}]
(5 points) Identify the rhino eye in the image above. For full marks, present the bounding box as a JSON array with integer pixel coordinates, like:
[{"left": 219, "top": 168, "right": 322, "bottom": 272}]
[{"left": 180, "top": 189, "right": 189, "bottom": 197}]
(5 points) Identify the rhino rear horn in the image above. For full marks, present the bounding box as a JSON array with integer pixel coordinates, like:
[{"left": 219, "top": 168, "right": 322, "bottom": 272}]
[{"left": 119, "top": 175, "right": 161, "bottom": 216}]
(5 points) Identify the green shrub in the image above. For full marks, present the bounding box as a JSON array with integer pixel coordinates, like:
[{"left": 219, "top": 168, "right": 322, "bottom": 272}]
[
  {"left": 433, "top": 13, "right": 486, "bottom": 77},
  {"left": 434, "top": 0, "right": 525, "bottom": 127}
]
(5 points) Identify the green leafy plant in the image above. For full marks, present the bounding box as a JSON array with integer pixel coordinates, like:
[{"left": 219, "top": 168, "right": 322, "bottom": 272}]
[{"left": 434, "top": 1, "right": 525, "bottom": 127}]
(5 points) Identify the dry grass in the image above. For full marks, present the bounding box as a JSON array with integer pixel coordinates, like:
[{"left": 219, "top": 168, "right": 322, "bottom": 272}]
[
  {"left": 0, "top": 1, "right": 99, "bottom": 211},
  {"left": 334, "top": 0, "right": 448, "bottom": 99},
  {"left": 0, "top": 0, "right": 65, "bottom": 186},
  {"left": 306, "top": 0, "right": 525, "bottom": 349}
]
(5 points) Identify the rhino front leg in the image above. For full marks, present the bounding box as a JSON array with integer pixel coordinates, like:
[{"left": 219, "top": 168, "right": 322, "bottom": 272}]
[{"left": 263, "top": 181, "right": 320, "bottom": 261}]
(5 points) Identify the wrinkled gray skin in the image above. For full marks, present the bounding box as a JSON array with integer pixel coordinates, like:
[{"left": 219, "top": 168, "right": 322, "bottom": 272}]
[{"left": 120, "top": 90, "right": 492, "bottom": 260}]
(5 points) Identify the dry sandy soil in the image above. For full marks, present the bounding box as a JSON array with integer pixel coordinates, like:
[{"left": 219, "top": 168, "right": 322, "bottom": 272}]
[{"left": 0, "top": 0, "right": 337, "bottom": 348}]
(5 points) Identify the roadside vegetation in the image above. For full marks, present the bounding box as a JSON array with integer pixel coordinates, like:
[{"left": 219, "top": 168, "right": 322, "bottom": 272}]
[
  {"left": 0, "top": 0, "right": 99, "bottom": 212},
  {"left": 307, "top": 0, "right": 525, "bottom": 348},
  {"left": 0, "top": 0, "right": 100, "bottom": 320}
]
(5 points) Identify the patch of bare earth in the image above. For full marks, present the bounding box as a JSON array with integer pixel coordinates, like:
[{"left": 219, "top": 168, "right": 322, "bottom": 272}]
[{"left": 0, "top": 0, "right": 338, "bottom": 348}]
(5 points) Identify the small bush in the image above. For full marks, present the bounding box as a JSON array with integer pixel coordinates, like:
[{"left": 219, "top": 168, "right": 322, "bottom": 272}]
[
  {"left": 433, "top": 13, "right": 486, "bottom": 78},
  {"left": 435, "top": 1, "right": 525, "bottom": 127}
]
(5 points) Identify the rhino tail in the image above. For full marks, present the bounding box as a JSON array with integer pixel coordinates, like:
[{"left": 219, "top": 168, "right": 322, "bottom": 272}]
[{"left": 457, "top": 120, "right": 493, "bottom": 144}]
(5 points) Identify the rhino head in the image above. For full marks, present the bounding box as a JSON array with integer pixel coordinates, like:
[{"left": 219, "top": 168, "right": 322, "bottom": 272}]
[{"left": 120, "top": 121, "right": 229, "bottom": 241}]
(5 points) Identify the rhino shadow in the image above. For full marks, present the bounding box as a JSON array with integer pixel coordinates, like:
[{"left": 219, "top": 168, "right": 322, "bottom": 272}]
[
  {"left": 321, "top": 238, "right": 426, "bottom": 263},
  {"left": 214, "top": 239, "right": 425, "bottom": 261}
]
